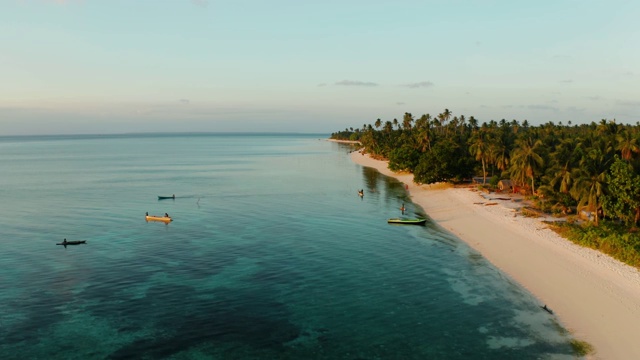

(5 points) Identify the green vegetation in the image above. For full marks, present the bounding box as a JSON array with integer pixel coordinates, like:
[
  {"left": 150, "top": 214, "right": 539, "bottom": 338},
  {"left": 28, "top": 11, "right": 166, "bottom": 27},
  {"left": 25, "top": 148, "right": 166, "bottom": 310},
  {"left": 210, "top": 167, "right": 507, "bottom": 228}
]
[
  {"left": 570, "top": 339, "right": 595, "bottom": 357},
  {"left": 548, "top": 222, "right": 640, "bottom": 268},
  {"left": 332, "top": 110, "right": 640, "bottom": 266}
]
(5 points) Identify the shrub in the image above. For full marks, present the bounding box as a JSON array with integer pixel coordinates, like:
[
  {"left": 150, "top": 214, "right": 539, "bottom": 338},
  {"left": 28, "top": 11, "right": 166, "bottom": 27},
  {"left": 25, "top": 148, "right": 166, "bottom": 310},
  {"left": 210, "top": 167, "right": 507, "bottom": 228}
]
[
  {"left": 548, "top": 221, "right": 640, "bottom": 268},
  {"left": 570, "top": 339, "right": 594, "bottom": 356},
  {"left": 489, "top": 175, "right": 499, "bottom": 188}
]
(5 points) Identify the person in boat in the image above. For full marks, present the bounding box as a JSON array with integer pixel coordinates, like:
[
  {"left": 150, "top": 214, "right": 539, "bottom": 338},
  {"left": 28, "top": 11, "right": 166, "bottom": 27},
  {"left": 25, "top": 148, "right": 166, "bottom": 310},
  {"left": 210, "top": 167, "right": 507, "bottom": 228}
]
[
  {"left": 401, "top": 203, "right": 406, "bottom": 213},
  {"left": 165, "top": 213, "right": 169, "bottom": 218},
  {"left": 146, "top": 212, "right": 149, "bottom": 216},
  {"left": 63, "top": 238, "right": 68, "bottom": 245},
  {"left": 172, "top": 194, "right": 175, "bottom": 198}
]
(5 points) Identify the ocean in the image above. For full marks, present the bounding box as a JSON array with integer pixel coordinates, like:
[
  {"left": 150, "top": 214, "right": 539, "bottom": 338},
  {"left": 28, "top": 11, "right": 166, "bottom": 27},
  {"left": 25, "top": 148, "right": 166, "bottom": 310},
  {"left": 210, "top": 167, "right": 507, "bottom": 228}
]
[{"left": 0, "top": 133, "right": 575, "bottom": 359}]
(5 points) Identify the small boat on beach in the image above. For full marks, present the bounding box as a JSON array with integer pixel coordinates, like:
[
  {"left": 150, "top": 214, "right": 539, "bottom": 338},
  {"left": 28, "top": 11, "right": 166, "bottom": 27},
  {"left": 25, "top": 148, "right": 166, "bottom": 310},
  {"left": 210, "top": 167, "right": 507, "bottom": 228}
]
[
  {"left": 146, "top": 215, "right": 172, "bottom": 223},
  {"left": 56, "top": 239, "right": 87, "bottom": 247},
  {"left": 158, "top": 195, "right": 175, "bottom": 200},
  {"left": 387, "top": 218, "right": 427, "bottom": 225}
]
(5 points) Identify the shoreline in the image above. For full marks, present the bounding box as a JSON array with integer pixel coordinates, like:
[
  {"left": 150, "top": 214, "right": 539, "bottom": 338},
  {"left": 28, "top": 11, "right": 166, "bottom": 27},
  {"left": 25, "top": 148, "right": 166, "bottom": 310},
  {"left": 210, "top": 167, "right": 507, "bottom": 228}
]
[
  {"left": 351, "top": 151, "right": 640, "bottom": 360},
  {"left": 326, "top": 138, "right": 362, "bottom": 145}
]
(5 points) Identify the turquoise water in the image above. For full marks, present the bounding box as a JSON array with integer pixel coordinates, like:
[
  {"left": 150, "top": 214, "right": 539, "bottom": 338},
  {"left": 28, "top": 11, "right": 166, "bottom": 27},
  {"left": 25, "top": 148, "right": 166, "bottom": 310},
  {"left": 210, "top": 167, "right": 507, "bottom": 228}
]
[{"left": 0, "top": 133, "right": 574, "bottom": 359}]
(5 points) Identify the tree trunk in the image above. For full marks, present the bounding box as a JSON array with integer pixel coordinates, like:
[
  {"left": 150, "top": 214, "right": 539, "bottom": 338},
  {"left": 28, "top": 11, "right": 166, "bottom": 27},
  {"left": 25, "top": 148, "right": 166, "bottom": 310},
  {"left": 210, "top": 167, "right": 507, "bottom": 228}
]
[
  {"left": 531, "top": 177, "right": 535, "bottom": 195},
  {"left": 482, "top": 159, "right": 486, "bottom": 184}
]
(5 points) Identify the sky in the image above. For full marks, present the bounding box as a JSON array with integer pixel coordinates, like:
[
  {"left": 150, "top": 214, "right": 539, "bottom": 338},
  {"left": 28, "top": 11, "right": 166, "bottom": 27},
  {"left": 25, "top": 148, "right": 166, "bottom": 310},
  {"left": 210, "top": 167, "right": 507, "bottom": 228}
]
[{"left": 1, "top": 0, "right": 639, "bottom": 135}]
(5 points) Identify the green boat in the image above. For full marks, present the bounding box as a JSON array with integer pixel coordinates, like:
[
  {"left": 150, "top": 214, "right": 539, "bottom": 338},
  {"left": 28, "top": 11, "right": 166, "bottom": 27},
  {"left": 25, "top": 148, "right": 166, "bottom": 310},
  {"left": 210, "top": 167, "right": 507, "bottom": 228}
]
[
  {"left": 158, "top": 195, "right": 175, "bottom": 200},
  {"left": 387, "top": 218, "right": 427, "bottom": 225}
]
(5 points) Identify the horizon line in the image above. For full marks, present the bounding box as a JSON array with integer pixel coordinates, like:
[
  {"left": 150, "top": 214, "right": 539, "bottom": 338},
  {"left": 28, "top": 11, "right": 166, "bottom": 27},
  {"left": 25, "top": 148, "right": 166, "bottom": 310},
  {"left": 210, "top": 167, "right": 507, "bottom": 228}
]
[{"left": 0, "top": 131, "right": 332, "bottom": 139}]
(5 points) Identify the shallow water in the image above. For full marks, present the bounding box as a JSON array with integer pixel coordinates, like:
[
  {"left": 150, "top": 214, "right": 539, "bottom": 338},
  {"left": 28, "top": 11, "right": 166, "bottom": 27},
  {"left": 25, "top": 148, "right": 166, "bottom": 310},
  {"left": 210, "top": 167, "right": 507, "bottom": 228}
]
[{"left": 0, "top": 133, "right": 574, "bottom": 359}]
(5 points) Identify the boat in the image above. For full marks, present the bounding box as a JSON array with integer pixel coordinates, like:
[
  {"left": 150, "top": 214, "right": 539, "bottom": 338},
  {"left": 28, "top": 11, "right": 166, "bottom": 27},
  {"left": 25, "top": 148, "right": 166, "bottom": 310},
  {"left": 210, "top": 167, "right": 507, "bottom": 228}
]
[
  {"left": 387, "top": 218, "right": 426, "bottom": 225},
  {"left": 56, "top": 239, "right": 87, "bottom": 247},
  {"left": 158, "top": 195, "right": 175, "bottom": 200},
  {"left": 146, "top": 215, "right": 172, "bottom": 223}
]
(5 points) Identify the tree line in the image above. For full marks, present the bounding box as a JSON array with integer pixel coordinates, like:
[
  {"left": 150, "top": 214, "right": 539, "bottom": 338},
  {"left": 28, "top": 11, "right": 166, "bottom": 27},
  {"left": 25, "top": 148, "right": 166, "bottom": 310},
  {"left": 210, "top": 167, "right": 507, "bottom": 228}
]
[{"left": 331, "top": 109, "right": 640, "bottom": 228}]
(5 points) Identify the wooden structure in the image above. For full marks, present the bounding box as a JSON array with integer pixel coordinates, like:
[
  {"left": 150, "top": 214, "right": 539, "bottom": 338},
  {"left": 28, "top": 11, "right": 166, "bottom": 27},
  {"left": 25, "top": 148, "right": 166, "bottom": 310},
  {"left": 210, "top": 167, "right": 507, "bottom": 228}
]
[{"left": 498, "top": 179, "right": 513, "bottom": 192}]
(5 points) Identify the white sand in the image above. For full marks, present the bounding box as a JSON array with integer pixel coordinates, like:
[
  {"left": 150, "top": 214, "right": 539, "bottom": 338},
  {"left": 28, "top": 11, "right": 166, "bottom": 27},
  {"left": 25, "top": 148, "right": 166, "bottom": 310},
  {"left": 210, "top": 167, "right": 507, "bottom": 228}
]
[{"left": 351, "top": 151, "right": 640, "bottom": 360}]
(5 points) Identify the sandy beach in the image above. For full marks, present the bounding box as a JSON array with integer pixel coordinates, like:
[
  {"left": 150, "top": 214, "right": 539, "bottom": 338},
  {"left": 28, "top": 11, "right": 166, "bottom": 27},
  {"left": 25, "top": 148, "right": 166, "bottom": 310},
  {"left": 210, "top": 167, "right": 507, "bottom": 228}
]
[{"left": 350, "top": 151, "right": 640, "bottom": 360}]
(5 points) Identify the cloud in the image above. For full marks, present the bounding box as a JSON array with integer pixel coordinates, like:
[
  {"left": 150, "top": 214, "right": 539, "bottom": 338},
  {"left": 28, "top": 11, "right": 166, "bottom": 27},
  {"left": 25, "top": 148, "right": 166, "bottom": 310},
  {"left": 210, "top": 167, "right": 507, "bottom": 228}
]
[
  {"left": 43, "top": 0, "right": 83, "bottom": 4},
  {"left": 617, "top": 100, "right": 640, "bottom": 107},
  {"left": 559, "top": 79, "right": 573, "bottom": 83},
  {"left": 585, "top": 96, "right": 601, "bottom": 101},
  {"left": 565, "top": 106, "right": 586, "bottom": 113},
  {"left": 528, "top": 104, "right": 559, "bottom": 111},
  {"left": 179, "top": 99, "right": 190, "bottom": 104},
  {"left": 402, "top": 81, "right": 434, "bottom": 89},
  {"left": 396, "top": 102, "right": 405, "bottom": 106},
  {"left": 335, "top": 80, "right": 378, "bottom": 87},
  {"left": 191, "top": 0, "right": 208, "bottom": 7},
  {"left": 317, "top": 83, "right": 327, "bottom": 87}
]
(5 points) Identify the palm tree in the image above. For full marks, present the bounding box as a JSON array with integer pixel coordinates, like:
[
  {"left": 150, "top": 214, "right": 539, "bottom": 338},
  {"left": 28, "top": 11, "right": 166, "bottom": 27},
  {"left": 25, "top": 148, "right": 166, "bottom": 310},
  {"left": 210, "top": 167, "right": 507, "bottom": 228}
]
[
  {"left": 549, "top": 138, "right": 579, "bottom": 194},
  {"left": 490, "top": 141, "right": 510, "bottom": 175},
  {"left": 374, "top": 118, "right": 382, "bottom": 129},
  {"left": 570, "top": 148, "right": 611, "bottom": 225},
  {"left": 431, "top": 117, "right": 442, "bottom": 137},
  {"left": 413, "top": 114, "right": 428, "bottom": 130},
  {"left": 616, "top": 129, "right": 639, "bottom": 161},
  {"left": 596, "top": 119, "right": 619, "bottom": 137},
  {"left": 458, "top": 115, "right": 466, "bottom": 135},
  {"left": 510, "top": 120, "right": 519, "bottom": 135},
  {"left": 468, "top": 116, "right": 479, "bottom": 132},
  {"left": 469, "top": 129, "right": 491, "bottom": 184},
  {"left": 415, "top": 114, "right": 432, "bottom": 152},
  {"left": 402, "top": 112, "right": 414, "bottom": 130},
  {"left": 510, "top": 137, "right": 544, "bottom": 194},
  {"left": 441, "top": 108, "right": 452, "bottom": 123},
  {"left": 383, "top": 121, "right": 393, "bottom": 135},
  {"left": 438, "top": 109, "right": 452, "bottom": 135}
]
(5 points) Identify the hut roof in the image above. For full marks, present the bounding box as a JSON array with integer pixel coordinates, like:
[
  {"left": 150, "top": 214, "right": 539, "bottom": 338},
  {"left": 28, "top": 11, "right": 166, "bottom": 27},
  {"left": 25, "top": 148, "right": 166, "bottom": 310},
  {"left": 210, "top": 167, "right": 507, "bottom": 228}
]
[{"left": 497, "top": 179, "right": 513, "bottom": 190}]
